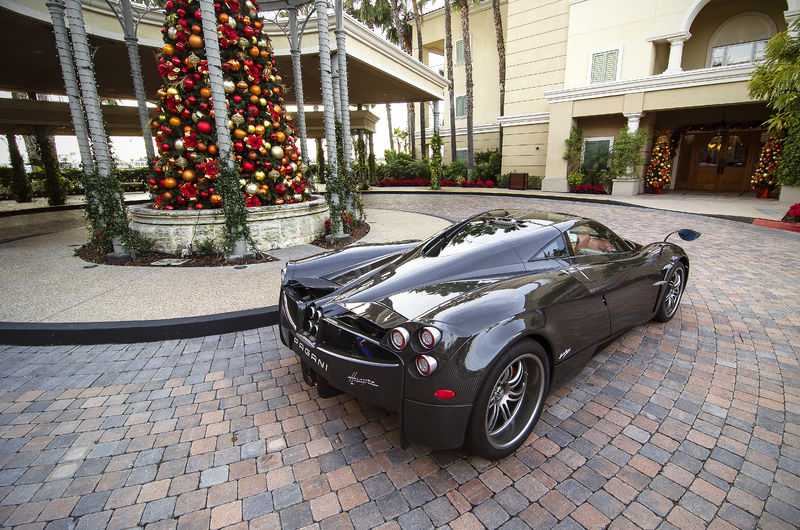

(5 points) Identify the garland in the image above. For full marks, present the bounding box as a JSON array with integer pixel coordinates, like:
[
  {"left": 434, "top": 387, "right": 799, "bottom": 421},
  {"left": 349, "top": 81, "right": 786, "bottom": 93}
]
[{"left": 429, "top": 134, "right": 443, "bottom": 190}]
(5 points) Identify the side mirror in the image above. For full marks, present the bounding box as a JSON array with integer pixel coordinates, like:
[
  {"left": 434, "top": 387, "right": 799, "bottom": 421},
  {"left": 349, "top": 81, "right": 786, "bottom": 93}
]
[
  {"left": 678, "top": 229, "right": 701, "bottom": 241},
  {"left": 664, "top": 229, "right": 701, "bottom": 242}
]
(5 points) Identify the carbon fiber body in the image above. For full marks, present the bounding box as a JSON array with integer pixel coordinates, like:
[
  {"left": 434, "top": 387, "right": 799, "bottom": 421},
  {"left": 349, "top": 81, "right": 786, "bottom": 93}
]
[{"left": 277, "top": 209, "right": 691, "bottom": 450}]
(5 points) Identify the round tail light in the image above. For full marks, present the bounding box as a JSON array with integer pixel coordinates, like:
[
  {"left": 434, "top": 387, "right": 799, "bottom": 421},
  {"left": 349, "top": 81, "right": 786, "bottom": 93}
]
[
  {"left": 415, "top": 354, "right": 438, "bottom": 376},
  {"left": 418, "top": 327, "right": 442, "bottom": 349},
  {"left": 390, "top": 327, "right": 410, "bottom": 350}
]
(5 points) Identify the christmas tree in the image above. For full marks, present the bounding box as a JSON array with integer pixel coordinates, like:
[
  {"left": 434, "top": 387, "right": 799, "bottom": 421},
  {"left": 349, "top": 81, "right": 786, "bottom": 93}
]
[
  {"left": 149, "top": 0, "right": 310, "bottom": 210},
  {"left": 750, "top": 137, "right": 783, "bottom": 191},
  {"left": 645, "top": 133, "right": 672, "bottom": 191}
]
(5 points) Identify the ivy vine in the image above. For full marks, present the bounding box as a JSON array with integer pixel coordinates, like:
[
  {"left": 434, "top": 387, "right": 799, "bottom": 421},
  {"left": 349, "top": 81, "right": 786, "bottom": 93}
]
[{"left": 429, "top": 134, "right": 443, "bottom": 190}]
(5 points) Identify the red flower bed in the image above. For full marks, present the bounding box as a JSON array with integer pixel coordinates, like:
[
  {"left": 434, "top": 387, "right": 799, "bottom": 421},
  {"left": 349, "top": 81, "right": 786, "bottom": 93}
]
[
  {"left": 378, "top": 178, "right": 430, "bottom": 186},
  {"left": 572, "top": 185, "right": 606, "bottom": 194},
  {"left": 441, "top": 180, "right": 496, "bottom": 188}
]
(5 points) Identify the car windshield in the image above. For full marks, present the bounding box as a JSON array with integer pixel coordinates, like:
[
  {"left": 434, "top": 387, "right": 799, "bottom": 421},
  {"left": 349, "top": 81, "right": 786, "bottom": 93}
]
[{"left": 428, "top": 211, "right": 569, "bottom": 258}]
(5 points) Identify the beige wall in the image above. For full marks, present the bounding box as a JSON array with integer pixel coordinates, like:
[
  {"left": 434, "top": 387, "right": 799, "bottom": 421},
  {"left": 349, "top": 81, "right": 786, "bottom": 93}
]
[
  {"left": 504, "top": 0, "right": 569, "bottom": 118},
  {"left": 501, "top": 123, "right": 549, "bottom": 177}
]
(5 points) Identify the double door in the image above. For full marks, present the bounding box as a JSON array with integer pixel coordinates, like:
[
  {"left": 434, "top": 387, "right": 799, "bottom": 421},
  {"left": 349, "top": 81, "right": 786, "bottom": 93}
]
[{"left": 687, "top": 132, "right": 759, "bottom": 192}]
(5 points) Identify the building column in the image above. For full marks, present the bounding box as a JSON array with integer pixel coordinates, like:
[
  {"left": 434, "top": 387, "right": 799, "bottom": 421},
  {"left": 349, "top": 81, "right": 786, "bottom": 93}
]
[
  {"left": 624, "top": 113, "right": 643, "bottom": 133},
  {"left": 542, "top": 102, "right": 575, "bottom": 193},
  {"left": 665, "top": 32, "right": 690, "bottom": 74},
  {"left": 786, "top": 5, "right": 799, "bottom": 37}
]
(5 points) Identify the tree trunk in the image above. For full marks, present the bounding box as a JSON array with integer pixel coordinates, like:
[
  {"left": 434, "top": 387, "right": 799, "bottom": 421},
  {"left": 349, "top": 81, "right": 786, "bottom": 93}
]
[
  {"left": 44, "top": 0, "right": 94, "bottom": 173},
  {"left": 386, "top": 103, "right": 394, "bottom": 152},
  {"left": 460, "top": 2, "right": 474, "bottom": 175},
  {"left": 6, "top": 134, "right": 32, "bottom": 203},
  {"left": 444, "top": 2, "right": 457, "bottom": 161},
  {"left": 315, "top": 0, "right": 345, "bottom": 237},
  {"left": 64, "top": 0, "right": 112, "bottom": 180},
  {"left": 198, "top": 0, "right": 233, "bottom": 168},
  {"left": 493, "top": 0, "right": 505, "bottom": 157},
  {"left": 411, "top": 0, "right": 426, "bottom": 158},
  {"left": 34, "top": 122, "right": 66, "bottom": 205},
  {"left": 390, "top": 0, "right": 415, "bottom": 159},
  {"left": 119, "top": 0, "right": 156, "bottom": 163},
  {"left": 289, "top": 8, "right": 310, "bottom": 167}
]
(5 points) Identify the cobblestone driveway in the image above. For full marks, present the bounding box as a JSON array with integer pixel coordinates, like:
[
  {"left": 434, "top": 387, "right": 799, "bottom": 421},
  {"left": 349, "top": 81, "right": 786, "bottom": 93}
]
[{"left": 0, "top": 193, "right": 798, "bottom": 529}]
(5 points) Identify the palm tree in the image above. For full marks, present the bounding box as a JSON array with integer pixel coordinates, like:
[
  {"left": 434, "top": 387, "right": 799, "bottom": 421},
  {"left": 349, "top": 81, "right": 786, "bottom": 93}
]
[
  {"left": 444, "top": 1, "right": 456, "bottom": 160},
  {"left": 410, "top": 0, "right": 426, "bottom": 158},
  {"left": 388, "top": 0, "right": 416, "bottom": 159},
  {"left": 492, "top": 0, "right": 505, "bottom": 156},
  {"left": 459, "top": 0, "right": 474, "bottom": 174}
]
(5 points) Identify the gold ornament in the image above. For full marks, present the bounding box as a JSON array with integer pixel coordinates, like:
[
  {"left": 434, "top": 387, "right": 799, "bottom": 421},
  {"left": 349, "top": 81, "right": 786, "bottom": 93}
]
[
  {"left": 175, "top": 156, "right": 188, "bottom": 169},
  {"left": 255, "top": 170, "right": 266, "bottom": 181},
  {"left": 223, "top": 80, "right": 235, "bottom": 93},
  {"left": 247, "top": 125, "right": 256, "bottom": 134},
  {"left": 270, "top": 146, "right": 284, "bottom": 159},
  {"left": 293, "top": 194, "right": 303, "bottom": 202},
  {"left": 245, "top": 182, "right": 259, "bottom": 195},
  {"left": 232, "top": 113, "right": 245, "bottom": 126},
  {"left": 268, "top": 169, "right": 281, "bottom": 180},
  {"left": 174, "top": 139, "right": 184, "bottom": 151},
  {"left": 186, "top": 53, "right": 201, "bottom": 68}
]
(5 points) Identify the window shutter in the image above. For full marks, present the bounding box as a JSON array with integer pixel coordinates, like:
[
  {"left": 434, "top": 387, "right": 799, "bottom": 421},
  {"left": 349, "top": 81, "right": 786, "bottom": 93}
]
[
  {"left": 455, "top": 95, "right": 466, "bottom": 118},
  {"left": 455, "top": 39, "right": 464, "bottom": 64},
  {"left": 605, "top": 49, "right": 618, "bottom": 81},
  {"left": 590, "top": 52, "right": 605, "bottom": 84}
]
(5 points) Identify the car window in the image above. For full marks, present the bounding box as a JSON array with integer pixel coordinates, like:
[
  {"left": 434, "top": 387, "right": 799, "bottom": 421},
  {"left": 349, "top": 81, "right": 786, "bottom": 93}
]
[
  {"left": 566, "top": 222, "right": 628, "bottom": 255},
  {"left": 530, "top": 235, "right": 569, "bottom": 261}
]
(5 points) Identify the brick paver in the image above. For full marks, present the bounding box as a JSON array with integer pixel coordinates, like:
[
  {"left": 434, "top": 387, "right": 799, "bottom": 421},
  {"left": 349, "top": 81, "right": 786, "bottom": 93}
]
[{"left": 0, "top": 193, "right": 798, "bottom": 528}]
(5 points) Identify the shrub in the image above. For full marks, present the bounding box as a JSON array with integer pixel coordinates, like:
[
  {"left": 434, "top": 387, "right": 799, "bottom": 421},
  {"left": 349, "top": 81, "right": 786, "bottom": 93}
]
[
  {"left": 474, "top": 149, "right": 501, "bottom": 181},
  {"left": 527, "top": 175, "right": 543, "bottom": 190},
  {"left": 194, "top": 238, "right": 218, "bottom": 256},
  {"left": 778, "top": 125, "right": 800, "bottom": 186},
  {"left": 567, "top": 171, "right": 585, "bottom": 188},
  {"left": 609, "top": 128, "right": 648, "bottom": 179},
  {"left": 444, "top": 159, "right": 468, "bottom": 182}
]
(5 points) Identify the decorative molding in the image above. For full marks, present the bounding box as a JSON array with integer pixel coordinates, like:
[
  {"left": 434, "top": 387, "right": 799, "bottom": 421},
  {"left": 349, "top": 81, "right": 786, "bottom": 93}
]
[
  {"left": 647, "top": 31, "right": 691, "bottom": 43},
  {"left": 544, "top": 64, "right": 754, "bottom": 104},
  {"left": 497, "top": 112, "right": 550, "bottom": 127},
  {"left": 416, "top": 123, "right": 500, "bottom": 139}
]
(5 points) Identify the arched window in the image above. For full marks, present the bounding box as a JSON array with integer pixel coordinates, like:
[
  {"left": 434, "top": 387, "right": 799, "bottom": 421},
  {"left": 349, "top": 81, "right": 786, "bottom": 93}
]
[{"left": 707, "top": 12, "right": 777, "bottom": 67}]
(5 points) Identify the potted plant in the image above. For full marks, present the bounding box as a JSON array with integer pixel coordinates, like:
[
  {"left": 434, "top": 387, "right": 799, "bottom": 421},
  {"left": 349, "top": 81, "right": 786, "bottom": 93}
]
[{"left": 609, "top": 127, "right": 648, "bottom": 196}]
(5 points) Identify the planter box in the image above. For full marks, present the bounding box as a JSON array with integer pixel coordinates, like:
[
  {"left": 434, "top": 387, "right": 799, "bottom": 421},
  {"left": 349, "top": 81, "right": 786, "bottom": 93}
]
[
  {"left": 130, "top": 195, "right": 329, "bottom": 253},
  {"left": 509, "top": 173, "right": 528, "bottom": 190},
  {"left": 779, "top": 185, "right": 800, "bottom": 204},
  {"left": 752, "top": 218, "right": 800, "bottom": 232},
  {"left": 611, "top": 178, "right": 641, "bottom": 196}
]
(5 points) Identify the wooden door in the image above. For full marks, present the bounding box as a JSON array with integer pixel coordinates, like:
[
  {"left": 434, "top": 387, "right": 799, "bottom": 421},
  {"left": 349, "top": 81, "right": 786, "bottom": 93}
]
[{"left": 688, "top": 132, "right": 759, "bottom": 191}]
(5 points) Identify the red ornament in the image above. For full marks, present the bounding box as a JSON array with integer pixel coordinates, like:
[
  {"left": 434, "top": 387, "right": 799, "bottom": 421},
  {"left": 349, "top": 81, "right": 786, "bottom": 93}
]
[
  {"left": 242, "top": 161, "right": 255, "bottom": 173},
  {"left": 196, "top": 121, "right": 212, "bottom": 134},
  {"left": 184, "top": 77, "right": 195, "bottom": 90}
]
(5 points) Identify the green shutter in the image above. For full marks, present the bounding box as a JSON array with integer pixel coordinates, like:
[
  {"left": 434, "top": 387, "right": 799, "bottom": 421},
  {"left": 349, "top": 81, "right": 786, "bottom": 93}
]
[
  {"left": 590, "top": 52, "right": 605, "bottom": 84},
  {"left": 591, "top": 50, "right": 618, "bottom": 83},
  {"left": 455, "top": 39, "right": 464, "bottom": 64},
  {"left": 455, "top": 95, "right": 466, "bottom": 118},
  {"left": 605, "top": 49, "right": 618, "bottom": 82}
]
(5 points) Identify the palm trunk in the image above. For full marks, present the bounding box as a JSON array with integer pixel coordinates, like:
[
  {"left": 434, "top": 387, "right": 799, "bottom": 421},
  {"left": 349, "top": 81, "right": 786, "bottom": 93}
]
[
  {"left": 444, "top": 2, "right": 457, "bottom": 161},
  {"left": 198, "top": 0, "right": 233, "bottom": 168},
  {"left": 64, "top": 0, "right": 112, "bottom": 180},
  {"left": 120, "top": 0, "right": 156, "bottom": 163},
  {"left": 44, "top": 0, "right": 94, "bottom": 172},
  {"left": 492, "top": 0, "right": 505, "bottom": 157},
  {"left": 315, "top": 0, "right": 346, "bottom": 237},
  {"left": 460, "top": 2, "right": 474, "bottom": 175},
  {"left": 411, "top": 0, "right": 426, "bottom": 158},
  {"left": 6, "top": 134, "right": 32, "bottom": 202},
  {"left": 386, "top": 102, "right": 394, "bottom": 152},
  {"left": 289, "top": 8, "right": 310, "bottom": 167}
]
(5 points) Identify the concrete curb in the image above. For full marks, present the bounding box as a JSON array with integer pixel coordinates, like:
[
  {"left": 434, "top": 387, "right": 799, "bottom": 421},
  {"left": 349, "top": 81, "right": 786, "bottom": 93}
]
[{"left": 0, "top": 306, "right": 279, "bottom": 346}]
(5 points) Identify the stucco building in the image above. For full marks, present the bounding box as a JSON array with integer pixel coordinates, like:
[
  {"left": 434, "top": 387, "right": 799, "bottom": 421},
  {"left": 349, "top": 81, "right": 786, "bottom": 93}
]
[{"left": 417, "top": 0, "right": 800, "bottom": 193}]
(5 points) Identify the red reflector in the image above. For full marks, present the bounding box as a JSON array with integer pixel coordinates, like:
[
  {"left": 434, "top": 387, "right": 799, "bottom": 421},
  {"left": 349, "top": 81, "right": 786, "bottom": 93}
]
[{"left": 434, "top": 389, "right": 455, "bottom": 399}]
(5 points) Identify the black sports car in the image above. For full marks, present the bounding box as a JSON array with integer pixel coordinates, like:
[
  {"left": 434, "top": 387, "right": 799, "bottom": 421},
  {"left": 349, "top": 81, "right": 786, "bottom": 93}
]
[{"left": 278, "top": 209, "right": 699, "bottom": 459}]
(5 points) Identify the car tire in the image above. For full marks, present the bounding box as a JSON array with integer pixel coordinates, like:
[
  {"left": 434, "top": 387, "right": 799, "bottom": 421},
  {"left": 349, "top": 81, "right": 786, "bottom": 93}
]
[
  {"left": 465, "top": 339, "right": 550, "bottom": 460},
  {"left": 653, "top": 263, "right": 686, "bottom": 322}
]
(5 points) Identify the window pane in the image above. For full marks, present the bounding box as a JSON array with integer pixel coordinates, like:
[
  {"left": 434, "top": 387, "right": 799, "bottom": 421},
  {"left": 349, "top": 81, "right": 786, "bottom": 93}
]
[
  {"left": 583, "top": 140, "right": 611, "bottom": 171},
  {"left": 754, "top": 40, "right": 767, "bottom": 60},
  {"left": 567, "top": 223, "right": 621, "bottom": 255},
  {"left": 455, "top": 149, "right": 467, "bottom": 162},
  {"left": 532, "top": 236, "right": 568, "bottom": 260},
  {"left": 725, "top": 135, "right": 748, "bottom": 167},
  {"left": 725, "top": 42, "right": 754, "bottom": 65},
  {"left": 711, "top": 47, "right": 725, "bottom": 67},
  {"left": 698, "top": 136, "right": 722, "bottom": 167}
]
